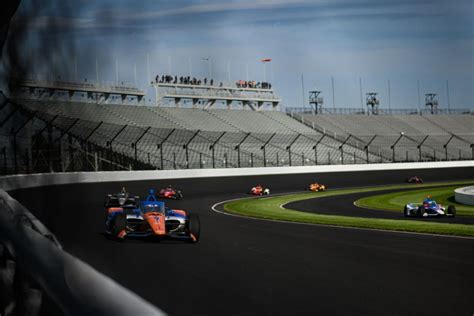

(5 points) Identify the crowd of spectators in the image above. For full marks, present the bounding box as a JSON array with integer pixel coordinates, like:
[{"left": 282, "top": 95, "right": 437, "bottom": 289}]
[
  {"left": 155, "top": 74, "right": 217, "bottom": 86},
  {"left": 154, "top": 74, "right": 272, "bottom": 90},
  {"left": 236, "top": 80, "right": 272, "bottom": 89}
]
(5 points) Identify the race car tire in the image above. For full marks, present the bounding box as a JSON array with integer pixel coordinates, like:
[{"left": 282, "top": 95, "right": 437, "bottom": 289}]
[
  {"left": 447, "top": 205, "right": 456, "bottom": 217},
  {"left": 403, "top": 205, "right": 409, "bottom": 217},
  {"left": 416, "top": 206, "right": 424, "bottom": 218},
  {"left": 186, "top": 214, "right": 200, "bottom": 243},
  {"left": 175, "top": 191, "right": 183, "bottom": 200},
  {"left": 111, "top": 213, "right": 127, "bottom": 238}
]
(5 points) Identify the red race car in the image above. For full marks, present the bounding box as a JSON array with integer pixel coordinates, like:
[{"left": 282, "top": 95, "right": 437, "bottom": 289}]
[
  {"left": 249, "top": 185, "right": 270, "bottom": 196},
  {"left": 158, "top": 186, "right": 183, "bottom": 200}
]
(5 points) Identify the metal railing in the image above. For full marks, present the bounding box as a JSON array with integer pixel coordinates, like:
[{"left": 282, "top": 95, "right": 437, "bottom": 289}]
[{"left": 286, "top": 107, "right": 472, "bottom": 116}]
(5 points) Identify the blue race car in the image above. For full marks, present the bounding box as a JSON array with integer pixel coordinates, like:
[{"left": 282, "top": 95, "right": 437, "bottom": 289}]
[
  {"left": 404, "top": 196, "right": 456, "bottom": 218},
  {"left": 105, "top": 189, "right": 200, "bottom": 243}
]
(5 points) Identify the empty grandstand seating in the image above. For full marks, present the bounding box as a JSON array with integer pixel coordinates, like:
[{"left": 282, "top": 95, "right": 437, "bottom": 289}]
[
  {"left": 296, "top": 113, "right": 473, "bottom": 162},
  {"left": 6, "top": 97, "right": 473, "bottom": 171}
]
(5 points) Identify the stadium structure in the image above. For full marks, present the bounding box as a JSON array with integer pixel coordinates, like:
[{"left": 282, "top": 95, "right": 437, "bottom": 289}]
[{"left": 0, "top": 76, "right": 471, "bottom": 174}]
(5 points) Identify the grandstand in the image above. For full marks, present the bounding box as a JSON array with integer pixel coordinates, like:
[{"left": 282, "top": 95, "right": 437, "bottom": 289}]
[
  {"left": 0, "top": 79, "right": 472, "bottom": 174},
  {"left": 289, "top": 112, "right": 473, "bottom": 162}
]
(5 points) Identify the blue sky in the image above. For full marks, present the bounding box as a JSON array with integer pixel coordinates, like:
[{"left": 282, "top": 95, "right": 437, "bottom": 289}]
[{"left": 6, "top": 0, "right": 474, "bottom": 109}]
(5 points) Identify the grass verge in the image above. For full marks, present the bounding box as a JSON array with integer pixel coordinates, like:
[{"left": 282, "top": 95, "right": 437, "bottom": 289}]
[{"left": 223, "top": 181, "right": 474, "bottom": 237}]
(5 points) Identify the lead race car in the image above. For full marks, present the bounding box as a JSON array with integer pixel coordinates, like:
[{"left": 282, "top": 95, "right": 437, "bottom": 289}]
[
  {"left": 249, "top": 185, "right": 270, "bottom": 196},
  {"left": 105, "top": 189, "right": 200, "bottom": 243},
  {"left": 404, "top": 196, "right": 456, "bottom": 218}
]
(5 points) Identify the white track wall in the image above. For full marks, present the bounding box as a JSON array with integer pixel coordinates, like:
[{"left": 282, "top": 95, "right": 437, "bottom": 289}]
[
  {"left": 1, "top": 161, "right": 473, "bottom": 191},
  {"left": 455, "top": 186, "right": 474, "bottom": 205}
]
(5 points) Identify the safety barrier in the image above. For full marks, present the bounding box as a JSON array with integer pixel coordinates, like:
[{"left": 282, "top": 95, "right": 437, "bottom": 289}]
[
  {"left": 1, "top": 160, "right": 472, "bottom": 192},
  {"left": 455, "top": 186, "right": 474, "bottom": 206}
]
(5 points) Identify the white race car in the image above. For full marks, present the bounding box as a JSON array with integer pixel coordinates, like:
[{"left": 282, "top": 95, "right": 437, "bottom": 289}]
[{"left": 404, "top": 198, "right": 456, "bottom": 218}]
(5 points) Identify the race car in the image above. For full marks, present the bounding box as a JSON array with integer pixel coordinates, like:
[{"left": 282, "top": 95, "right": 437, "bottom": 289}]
[
  {"left": 307, "top": 182, "right": 326, "bottom": 192},
  {"left": 105, "top": 189, "right": 200, "bottom": 243},
  {"left": 407, "top": 176, "right": 423, "bottom": 184},
  {"left": 403, "top": 196, "right": 456, "bottom": 218},
  {"left": 104, "top": 187, "right": 139, "bottom": 208},
  {"left": 249, "top": 185, "right": 270, "bottom": 196},
  {"left": 158, "top": 186, "right": 183, "bottom": 200}
]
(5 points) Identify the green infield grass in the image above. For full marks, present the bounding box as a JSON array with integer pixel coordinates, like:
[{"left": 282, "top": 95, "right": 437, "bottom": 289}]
[{"left": 223, "top": 181, "right": 474, "bottom": 237}]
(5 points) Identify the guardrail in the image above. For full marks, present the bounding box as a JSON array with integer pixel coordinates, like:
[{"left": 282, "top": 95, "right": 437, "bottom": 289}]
[
  {"left": 0, "top": 189, "right": 165, "bottom": 316},
  {"left": 286, "top": 107, "right": 472, "bottom": 115}
]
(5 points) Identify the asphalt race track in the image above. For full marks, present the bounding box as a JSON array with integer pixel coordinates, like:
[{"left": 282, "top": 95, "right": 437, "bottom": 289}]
[
  {"left": 9, "top": 167, "right": 474, "bottom": 315},
  {"left": 286, "top": 188, "right": 474, "bottom": 224}
]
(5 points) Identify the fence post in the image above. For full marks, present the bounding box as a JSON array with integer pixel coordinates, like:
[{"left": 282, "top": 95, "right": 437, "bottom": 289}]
[
  {"left": 133, "top": 126, "right": 151, "bottom": 169},
  {"left": 158, "top": 128, "right": 175, "bottom": 170},
  {"left": 261, "top": 133, "right": 276, "bottom": 167},
  {"left": 13, "top": 133, "right": 18, "bottom": 174},
  {"left": 94, "top": 152, "right": 99, "bottom": 171},
  {"left": 443, "top": 135, "right": 454, "bottom": 161},
  {"left": 286, "top": 134, "right": 301, "bottom": 167},
  {"left": 58, "top": 138, "right": 63, "bottom": 172},
  {"left": 237, "top": 147, "right": 240, "bottom": 167},
  {"left": 212, "top": 147, "right": 215, "bottom": 168},
  {"left": 276, "top": 152, "right": 279, "bottom": 167},
  {"left": 2, "top": 147, "right": 6, "bottom": 175},
  {"left": 25, "top": 149, "right": 30, "bottom": 173},
  {"left": 314, "top": 144, "right": 317, "bottom": 165},
  {"left": 339, "top": 134, "right": 352, "bottom": 164},
  {"left": 235, "top": 132, "right": 250, "bottom": 169},
  {"left": 173, "top": 152, "right": 177, "bottom": 169}
]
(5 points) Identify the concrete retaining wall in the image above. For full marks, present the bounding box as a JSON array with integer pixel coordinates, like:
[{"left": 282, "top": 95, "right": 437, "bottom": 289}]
[
  {"left": 455, "top": 186, "right": 474, "bottom": 206},
  {"left": 1, "top": 160, "right": 472, "bottom": 191}
]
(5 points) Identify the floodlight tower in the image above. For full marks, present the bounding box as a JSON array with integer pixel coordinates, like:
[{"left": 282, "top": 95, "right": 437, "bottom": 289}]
[
  {"left": 425, "top": 93, "right": 438, "bottom": 114},
  {"left": 366, "top": 92, "right": 379, "bottom": 115},
  {"left": 309, "top": 90, "right": 323, "bottom": 114}
]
